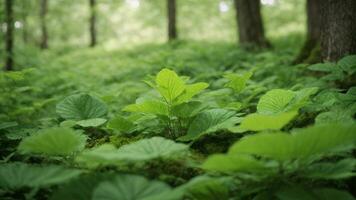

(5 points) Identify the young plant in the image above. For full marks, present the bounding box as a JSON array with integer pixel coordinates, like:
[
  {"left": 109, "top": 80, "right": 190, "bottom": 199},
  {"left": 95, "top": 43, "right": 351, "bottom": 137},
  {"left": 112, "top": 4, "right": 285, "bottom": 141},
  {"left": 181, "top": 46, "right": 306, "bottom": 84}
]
[{"left": 122, "top": 68, "right": 209, "bottom": 138}]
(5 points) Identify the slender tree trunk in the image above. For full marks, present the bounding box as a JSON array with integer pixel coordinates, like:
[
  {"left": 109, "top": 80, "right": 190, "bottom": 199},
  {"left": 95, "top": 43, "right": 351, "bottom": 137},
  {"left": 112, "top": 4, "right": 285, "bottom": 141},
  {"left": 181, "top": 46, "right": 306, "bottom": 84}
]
[
  {"left": 321, "top": 0, "right": 356, "bottom": 62},
  {"left": 233, "top": 0, "right": 270, "bottom": 48},
  {"left": 4, "top": 0, "right": 14, "bottom": 71},
  {"left": 40, "top": 0, "right": 48, "bottom": 49},
  {"left": 293, "top": 0, "right": 322, "bottom": 63},
  {"left": 167, "top": 0, "right": 177, "bottom": 41},
  {"left": 89, "top": 0, "right": 97, "bottom": 47}
]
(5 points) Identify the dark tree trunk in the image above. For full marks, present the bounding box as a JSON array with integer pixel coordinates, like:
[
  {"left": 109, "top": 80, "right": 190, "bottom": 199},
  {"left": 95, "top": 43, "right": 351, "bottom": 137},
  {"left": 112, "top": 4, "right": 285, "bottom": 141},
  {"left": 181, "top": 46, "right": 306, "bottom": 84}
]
[
  {"left": 40, "top": 0, "right": 48, "bottom": 49},
  {"left": 293, "top": 0, "right": 322, "bottom": 64},
  {"left": 4, "top": 0, "right": 14, "bottom": 71},
  {"left": 167, "top": 0, "right": 177, "bottom": 41},
  {"left": 233, "top": 0, "right": 270, "bottom": 48},
  {"left": 321, "top": 0, "right": 356, "bottom": 62},
  {"left": 89, "top": 0, "right": 97, "bottom": 47}
]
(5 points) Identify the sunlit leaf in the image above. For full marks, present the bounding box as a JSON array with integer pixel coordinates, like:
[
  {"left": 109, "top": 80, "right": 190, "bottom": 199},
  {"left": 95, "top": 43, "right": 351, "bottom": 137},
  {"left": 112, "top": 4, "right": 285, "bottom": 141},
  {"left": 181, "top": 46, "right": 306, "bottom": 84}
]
[
  {"left": 238, "top": 111, "right": 298, "bottom": 132},
  {"left": 18, "top": 127, "right": 87, "bottom": 156}
]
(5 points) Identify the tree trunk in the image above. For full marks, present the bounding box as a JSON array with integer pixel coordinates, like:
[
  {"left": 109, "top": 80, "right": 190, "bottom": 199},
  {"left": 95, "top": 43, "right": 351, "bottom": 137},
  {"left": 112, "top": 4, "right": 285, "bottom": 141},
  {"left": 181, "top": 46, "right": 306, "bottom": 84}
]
[
  {"left": 4, "top": 0, "right": 14, "bottom": 71},
  {"left": 89, "top": 0, "right": 97, "bottom": 47},
  {"left": 40, "top": 0, "right": 48, "bottom": 49},
  {"left": 321, "top": 0, "right": 356, "bottom": 62},
  {"left": 167, "top": 0, "right": 177, "bottom": 41},
  {"left": 293, "top": 0, "right": 322, "bottom": 64},
  {"left": 233, "top": 0, "right": 270, "bottom": 48}
]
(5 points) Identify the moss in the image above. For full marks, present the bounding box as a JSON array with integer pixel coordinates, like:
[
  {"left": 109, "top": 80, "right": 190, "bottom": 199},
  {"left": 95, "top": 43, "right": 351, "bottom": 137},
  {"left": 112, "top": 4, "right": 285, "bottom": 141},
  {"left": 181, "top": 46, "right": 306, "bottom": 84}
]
[{"left": 190, "top": 132, "right": 241, "bottom": 155}]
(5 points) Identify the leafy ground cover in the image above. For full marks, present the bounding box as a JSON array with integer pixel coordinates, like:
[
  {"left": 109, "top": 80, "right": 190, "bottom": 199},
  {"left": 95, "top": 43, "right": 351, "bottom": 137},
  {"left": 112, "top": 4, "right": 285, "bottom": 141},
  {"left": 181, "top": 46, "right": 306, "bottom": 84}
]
[{"left": 1, "top": 36, "right": 356, "bottom": 199}]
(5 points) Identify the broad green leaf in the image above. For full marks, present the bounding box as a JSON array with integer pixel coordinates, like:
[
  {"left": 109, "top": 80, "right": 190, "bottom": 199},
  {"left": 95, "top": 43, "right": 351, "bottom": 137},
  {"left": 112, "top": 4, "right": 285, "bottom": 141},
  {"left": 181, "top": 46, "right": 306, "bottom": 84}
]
[
  {"left": 224, "top": 71, "right": 253, "bottom": 93},
  {"left": 308, "top": 63, "right": 337, "bottom": 72},
  {"left": 238, "top": 111, "right": 298, "bottom": 132},
  {"left": 92, "top": 174, "right": 171, "bottom": 200},
  {"left": 51, "top": 173, "right": 112, "bottom": 200},
  {"left": 76, "top": 118, "right": 107, "bottom": 127},
  {"left": 202, "top": 154, "right": 266, "bottom": 172},
  {"left": 313, "top": 188, "right": 356, "bottom": 200},
  {"left": 0, "top": 121, "right": 18, "bottom": 130},
  {"left": 229, "top": 123, "right": 356, "bottom": 161},
  {"left": 315, "top": 110, "right": 355, "bottom": 124},
  {"left": 301, "top": 159, "right": 356, "bottom": 180},
  {"left": 338, "top": 55, "right": 356, "bottom": 72},
  {"left": 174, "top": 82, "right": 209, "bottom": 104},
  {"left": 286, "top": 87, "right": 318, "bottom": 111},
  {"left": 257, "top": 89, "right": 295, "bottom": 114},
  {"left": 229, "top": 132, "right": 294, "bottom": 161},
  {"left": 107, "top": 116, "right": 136, "bottom": 133},
  {"left": 123, "top": 100, "right": 169, "bottom": 116},
  {"left": 75, "top": 144, "right": 121, "bottom": 168},
  {"left": 275, "top": 187, "right": 318, "bottom": 200},
  {"left": 76, "top": 137, "right": 189, "bottom": 166},
  {"left": 0, "top": 162, "right": 82, "bottom": 189},
  {"left": 178, "top": 109, "right": 237, "bottom": 141},
  {"left": 156, "top": 68, "right": 186, "bottom": 103},
  {"left": 56, "top": 94, "right": 108, "bottom": 120},
  {"left": 171, "top": 101, "right": 207, "bottom": 118},
  {"left": 185, "top": 176, "right": 230, "bottom": 200},
  {"left": 116, "top": 137, "right": 189, "bottom": 161},
  {"left": 18, "top": 127, "right": 87, "bottom": 156}
]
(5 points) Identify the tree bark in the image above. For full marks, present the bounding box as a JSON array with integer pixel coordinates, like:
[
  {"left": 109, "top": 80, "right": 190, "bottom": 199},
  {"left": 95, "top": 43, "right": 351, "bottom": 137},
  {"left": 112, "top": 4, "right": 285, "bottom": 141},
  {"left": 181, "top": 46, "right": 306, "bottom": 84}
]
[
  {"left": 89, "top": 0, "right": 97, "bottom": 47},
  {"left": 4, "top": 0, "right": 14, "bottom": 71},
  {"left": 233, "top": 0, "right": 270, "bottom": 48},
  {"left": 167, "top": 0, "right": 177, "bottom": 41},
  {"left": 321, "top": 0, "right": 356, "bottom": 62},
  {"left": 293, "top": 0, "right": 322, "bottom": 63},
  {"left": 40, "top": 0, "right": 48, "bottom": 49}
]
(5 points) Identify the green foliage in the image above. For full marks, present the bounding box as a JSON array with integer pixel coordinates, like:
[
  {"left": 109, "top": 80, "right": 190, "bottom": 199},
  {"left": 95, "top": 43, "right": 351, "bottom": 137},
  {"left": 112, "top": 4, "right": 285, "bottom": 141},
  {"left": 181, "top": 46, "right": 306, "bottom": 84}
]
[
  {"left": 178, "top": 109, "right": 237, "bottom": 141},
  {"left": 238, "top": 111, "right": 298, "bottom": 132},
  {"left": 224, "top": 71, "right": 253, "bottom": 93},
  {"left": 56, "top": 93, "right": 108, "bottom": 120},
  {"left": 92, "top": 174, "right": 172, "bottom": 200},
  {"left": 0, "top": 163, "right": 82, "bottom": 189},
  {"left": 76, "top": 137, "right": 188, "bottom": 167},
  {"left": 107, "top": 116, "right": 136, "bottom": 134},
  {"left": 18, "top": 127, "right": 87, "bottom": 156}
]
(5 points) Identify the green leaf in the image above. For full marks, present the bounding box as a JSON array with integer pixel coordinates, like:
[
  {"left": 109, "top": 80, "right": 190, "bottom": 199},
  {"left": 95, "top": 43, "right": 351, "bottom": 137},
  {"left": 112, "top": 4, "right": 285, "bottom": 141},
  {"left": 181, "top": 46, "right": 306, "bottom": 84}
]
[
  {"left": 313, "top": 188, "right": 356, "bottom": 200},
  {"left": 107, "top": 116, "right": 136, "bottom": 134},
  {"left": 56, "top": 94, "right": 108, "bottom": 120},
  {"left": 275, "top": 187, "right": 318, "bottom": 200},
  {"left": 123, "top": 100, "right": 169, "bottom": 116},
  {"left": 308, "top": 63, "right": 337, "bottom": 72},
  {"left": 257, "top": 89, "right": 296, "bottom": 114},
  {"left": 76, "top": 118, "right": 107, "bottom": 127},
  {"left": 224, "top": 71, "right": 252, "bottom": 93},
  {"left": 156, "top": 68, "right": 186, "bottom": 103},
  {"left": 338, "top": 55, "right": 356, "bottom": 72},
  {"left": 178, "top": 109, "right": 237, "bottom": 141},
  {"left": 51, "top": 173, "right": 112, "bottom": 200},
  {"left": 116, "top": 137, "right": 189, "bottom": 161},
  {"left": 174, "top": 82, "right": 209, "bottom": 104},
  {"left": 92, "top": 174, "right": 172, "bottom": 200},
  {"left": 184, "top": 176, "right": 230, "bottom": 200},
  {"left": 301, "top": 159, "right": 356, "bottom": 180},
  {"left": 76, "top": 137, "right": 189, "bottom": 166},
  {"left": 238, "top": 111, "right": 298, "bottom": 132},
  {"left": 18, "top": 127, "right": 87, "bottom": 156},
  {"left": 0, "top": 162, "right": 82, "bottom": 189},
  {"left": 171, "top": 101, "right": 207, "bottom": 118},
  {"left": 202, "top": 154, "right": 266, "bottom": 173},
  {"left": 229, "top": 123, "right": 356, "bottom": 161}
]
